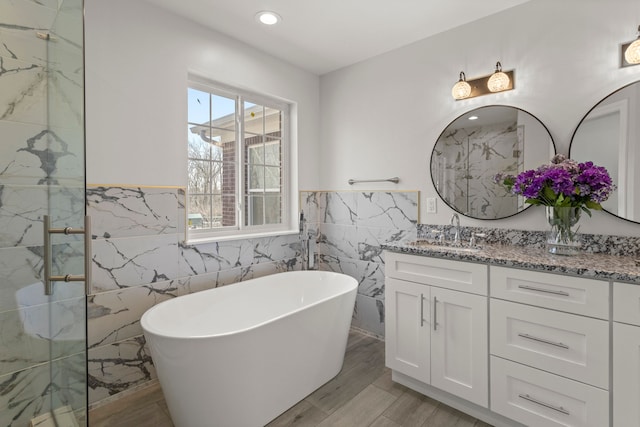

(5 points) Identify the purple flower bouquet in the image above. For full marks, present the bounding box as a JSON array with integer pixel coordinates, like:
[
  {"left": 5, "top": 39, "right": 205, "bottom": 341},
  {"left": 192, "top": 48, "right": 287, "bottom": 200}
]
[{"left": 495, "top": 155, "right": 615, "bottom": 254}]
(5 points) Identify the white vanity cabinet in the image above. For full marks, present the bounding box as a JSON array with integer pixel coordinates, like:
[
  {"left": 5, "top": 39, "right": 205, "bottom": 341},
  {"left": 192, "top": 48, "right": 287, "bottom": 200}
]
[
  {"left": 385, "top": 251, "right": 488, "bottom": 407},
  {"left": 489, "top": 266, "right": 610, "bottom": 427},
  {"left": 613, "top": 281, "right": 640, "bottom": 427}
]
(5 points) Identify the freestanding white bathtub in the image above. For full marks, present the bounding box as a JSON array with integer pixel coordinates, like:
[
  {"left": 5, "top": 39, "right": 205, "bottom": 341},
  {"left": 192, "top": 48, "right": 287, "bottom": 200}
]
[{"left": 141, "top": 270, "right": 358, "bottom": 427}]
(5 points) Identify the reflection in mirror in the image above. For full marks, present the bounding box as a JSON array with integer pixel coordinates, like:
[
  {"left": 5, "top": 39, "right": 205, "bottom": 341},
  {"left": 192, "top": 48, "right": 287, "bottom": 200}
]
[
  {"left": 431, "top": 105, "right": 555, "bottom": 219},
  {"left": 570, "top": 81, "right": 640, "bottom": 223}
]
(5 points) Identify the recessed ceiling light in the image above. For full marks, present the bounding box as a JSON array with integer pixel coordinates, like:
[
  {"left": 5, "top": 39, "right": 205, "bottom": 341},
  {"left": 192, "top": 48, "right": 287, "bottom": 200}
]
[
  {"left": 468, "top": 116, "right": 479, "bottom": 120},
  {"left": 256, "top": 11, "right": 281, "bottom": 26}
]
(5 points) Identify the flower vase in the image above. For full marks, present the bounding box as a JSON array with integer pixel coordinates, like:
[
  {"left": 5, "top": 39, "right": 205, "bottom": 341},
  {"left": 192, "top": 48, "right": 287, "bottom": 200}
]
[{"left": 546, "top": 206, "right": 581, "bottom": 255}]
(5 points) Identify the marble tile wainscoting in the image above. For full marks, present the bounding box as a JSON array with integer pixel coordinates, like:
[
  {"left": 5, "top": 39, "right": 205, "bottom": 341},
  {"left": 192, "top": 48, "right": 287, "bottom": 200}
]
[
  {"left": 300, "top": 191, "right": 419, "bottom": 338},
  {"left": 86, "top": 185, "right": 302, "bottom": 406}
]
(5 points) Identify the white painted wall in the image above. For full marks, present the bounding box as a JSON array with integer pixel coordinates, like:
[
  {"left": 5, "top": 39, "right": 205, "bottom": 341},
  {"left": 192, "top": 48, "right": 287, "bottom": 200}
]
[
  {"left": 85, "top": 0, "right": 321, "bottom": 190},
  {"left": 319, "top": 0, "right": 640, "bottom": 236}
]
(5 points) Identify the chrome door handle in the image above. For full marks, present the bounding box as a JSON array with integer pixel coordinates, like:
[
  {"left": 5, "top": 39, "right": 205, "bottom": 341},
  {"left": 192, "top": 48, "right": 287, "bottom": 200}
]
[
  {"left": 518, "top": 333, "right": 570, "bottom": 349},
  {"left": 517, "top": 285, "right": 570, "bottom": 297},
  {"left": 518, "top": 393, "right": 570, "bottom": 415},
  {"left": 43, "top": 215, "right": 92, "bottom": 295},
  {"left": 420, "top": 293, "right": 425, "bottom": 327}
]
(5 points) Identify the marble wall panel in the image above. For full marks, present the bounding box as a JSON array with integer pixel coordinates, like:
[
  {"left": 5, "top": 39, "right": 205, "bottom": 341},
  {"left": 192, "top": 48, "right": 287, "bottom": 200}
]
[
  {"left": 0, "top": 184, "right": 47, "bottom": 247},
  {"left": 87, "top": 335, "right": 155, "bottom": 404},
  {"left": 318, "top": 223, "right": 360, "bottom": 260},
  {"left": 299, "top": 191, "right": 324, "bottom": 224},
  {"left": 91, "top": 234, "right": 180, "bottom": 292},
  {"left": 0, "top": 352, "right": 85, "bottom": 427},
  {"left": 1, "top": 0, "right": 58, "bottom": 28},
  {"left": 356, "top": 191, "right": 418, "bottom": 229},
  {"left": 87, "top": 186, "right": 181, "bottom": 239},
  {"left": 319, "top": 254, "right": 384, "bottom": 299},
  {"left": 0, "top": 121, "right": 78, "bottom": 185},
  {"left": 88, "top": 281, "right": 177, "bottom": 349},
  {"left": 0, "top": 27, "right": 47, "bottom": 67},
  {"left": 313, "top": 191, "right": 419, "bottom": 338},
  {"left": 0, "top": 245, "right": 43, "bottom": 312},
  {"left": 323, "top": 192, "right": 357, "bottom": 225},
  {"left": 0, "top": 57, "right": 47, "bottom": 124},
  {"left": 1, "top": 296, "right": 85, "bottom": 376},
  {"left": 178, "top": 238, "right": 255, "bottom": 276},
  {"left": 351, "top": 294, "right": 385, "bottom": 339},
  {"left": 251, "top": 234, "right": 300, "bottom": 264}
]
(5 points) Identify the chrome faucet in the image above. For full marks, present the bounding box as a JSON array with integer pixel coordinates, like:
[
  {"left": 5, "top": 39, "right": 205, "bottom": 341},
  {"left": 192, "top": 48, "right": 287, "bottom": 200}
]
[{"left": 450, "top": 213, "right": 461, "bottom": 245}]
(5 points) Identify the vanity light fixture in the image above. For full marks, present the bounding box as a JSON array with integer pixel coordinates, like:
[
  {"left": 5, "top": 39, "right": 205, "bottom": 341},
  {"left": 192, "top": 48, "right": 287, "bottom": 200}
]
[
  {"left": 623, "top": 25, "right": 640, "bottom": 66},
  {"left": 451, "top": 62, "right": 515, "bottom": 101},
  {"left": 487, "top": 61, "right": 511, "bottom": 92},
  {"left": 451, "top": 71, "right": 472, "bottom": 100},
  {"left": 256, "top": 11, "right": 282, "bottom": 26}
]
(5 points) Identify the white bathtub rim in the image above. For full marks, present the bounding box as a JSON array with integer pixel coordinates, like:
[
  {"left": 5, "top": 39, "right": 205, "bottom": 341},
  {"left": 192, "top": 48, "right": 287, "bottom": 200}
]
[{"left": 141, "top": 270, "right": 357, "bottom": 340}]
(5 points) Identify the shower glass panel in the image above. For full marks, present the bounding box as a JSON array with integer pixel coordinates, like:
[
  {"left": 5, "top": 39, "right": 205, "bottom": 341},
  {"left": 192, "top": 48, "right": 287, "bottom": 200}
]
[{"left": 0, "top": 0, "right": 87, "bottom": 425}]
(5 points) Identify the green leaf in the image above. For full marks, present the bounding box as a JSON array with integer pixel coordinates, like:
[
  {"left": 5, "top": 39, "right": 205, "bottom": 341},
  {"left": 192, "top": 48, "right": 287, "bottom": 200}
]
[
  {"left": 585, "top": 200, "right": 602, "bottom": 210},
  {"left": 543, "top": 186, "right": 557, "bottom": 203}
]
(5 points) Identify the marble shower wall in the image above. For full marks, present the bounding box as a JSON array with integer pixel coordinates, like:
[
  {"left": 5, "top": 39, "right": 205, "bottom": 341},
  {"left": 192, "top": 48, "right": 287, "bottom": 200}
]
[
  {"left": 301, "top": 191, "right": 419, "bottom": 338},
  {"left": 86, "top": 185, "right": 301, "bottom": 405},
  {"left": 432, "top": 121, "right": 522, "bottom": 218}
]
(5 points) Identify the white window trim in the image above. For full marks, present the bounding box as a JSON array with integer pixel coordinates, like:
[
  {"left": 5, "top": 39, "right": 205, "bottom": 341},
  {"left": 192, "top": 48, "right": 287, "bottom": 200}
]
[{"left": 186, "top": 74, "right": 296, "bottom": 244}]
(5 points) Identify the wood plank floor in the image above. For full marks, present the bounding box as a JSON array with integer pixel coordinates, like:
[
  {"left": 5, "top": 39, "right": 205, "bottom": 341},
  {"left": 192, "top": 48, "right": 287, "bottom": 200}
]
[{"left": 88, "top": 331, "right": 492, "bottom": 427}]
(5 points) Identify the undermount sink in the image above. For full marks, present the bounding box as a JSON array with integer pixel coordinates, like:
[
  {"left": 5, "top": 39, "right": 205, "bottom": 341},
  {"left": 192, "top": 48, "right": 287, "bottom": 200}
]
[{"left": 408, "top": 240, "right": 482, "bottom": 253}]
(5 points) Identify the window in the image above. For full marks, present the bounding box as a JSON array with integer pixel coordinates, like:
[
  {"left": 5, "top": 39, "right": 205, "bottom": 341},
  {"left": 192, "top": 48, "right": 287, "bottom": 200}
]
[{"left": 187, "top": 78, "right": 291, "bottom": 241}]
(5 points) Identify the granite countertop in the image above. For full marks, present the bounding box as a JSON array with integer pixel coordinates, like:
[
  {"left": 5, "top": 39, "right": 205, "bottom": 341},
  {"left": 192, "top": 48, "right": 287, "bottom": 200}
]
[{"left": 382, "top": 240, "right": 640, "bottom": 284}]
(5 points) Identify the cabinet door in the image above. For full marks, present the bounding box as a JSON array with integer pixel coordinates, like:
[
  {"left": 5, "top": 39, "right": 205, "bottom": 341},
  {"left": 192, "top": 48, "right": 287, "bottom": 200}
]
[
  {"left": 431, "top": 287, "right": 488, "bottom": 407},
  {"left": 385, "top": 277, "right": 430, "bottom": 384},
  {"left": 614, "top": 322, "right": 640, "bottom": 427}
]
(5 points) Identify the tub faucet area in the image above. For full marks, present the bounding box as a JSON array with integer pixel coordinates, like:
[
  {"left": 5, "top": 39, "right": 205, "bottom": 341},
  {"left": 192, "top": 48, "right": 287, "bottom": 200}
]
[{"left": 300, "top": 210, "right": 318, "bottom": 270}]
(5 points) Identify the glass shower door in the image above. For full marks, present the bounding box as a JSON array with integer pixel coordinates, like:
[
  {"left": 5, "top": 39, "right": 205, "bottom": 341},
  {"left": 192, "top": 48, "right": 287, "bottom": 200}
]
[
  {"left": 0, "top": 0, "right": 87, "bottom": 425},
  {"left": 45, "top": 0, "right": 88, "bottom": 425}
]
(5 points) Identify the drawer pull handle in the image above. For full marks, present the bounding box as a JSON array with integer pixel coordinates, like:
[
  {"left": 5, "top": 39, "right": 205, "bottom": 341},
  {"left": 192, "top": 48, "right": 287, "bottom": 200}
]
[
  {"left": 518, "top": 333, "right": 570, "bottom": 349},
  {"left": 517, "top": 285, "right": 570, "bottom": 297},
  {"left": 433, "top": 296, "right": 438, "bottom": 331},
  {"left": 420, "top": 293, "right": 425, "bottom": 327},
  {"left": 518, "top": 393, "right": 570, "bottom": 416}
]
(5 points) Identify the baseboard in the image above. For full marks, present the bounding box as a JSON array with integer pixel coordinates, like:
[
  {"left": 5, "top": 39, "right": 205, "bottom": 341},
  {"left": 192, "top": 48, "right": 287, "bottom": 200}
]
[{"left": 391, "top": 371, "right": 526, "bottom": 427}]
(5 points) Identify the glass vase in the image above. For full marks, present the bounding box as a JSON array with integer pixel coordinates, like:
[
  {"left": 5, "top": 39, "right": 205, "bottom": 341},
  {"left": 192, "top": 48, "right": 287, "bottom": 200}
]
[{"left": 546, "top": 206, "right": 581, "bottom": 255}]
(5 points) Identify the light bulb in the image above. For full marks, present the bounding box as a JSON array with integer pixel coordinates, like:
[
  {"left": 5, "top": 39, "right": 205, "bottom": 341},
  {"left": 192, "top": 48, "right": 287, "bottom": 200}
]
[
  {"left": 625, "top": 34, "right": 640, "bottom": 64},
  {"left": 451, "top": 71, "right": 472, "bottom": 100},
  {"left": 487, "top": 61, "right": 510, "bottom": 93},
  {"left": 256, "top": 11, "right": 281, "bottom": 25}
]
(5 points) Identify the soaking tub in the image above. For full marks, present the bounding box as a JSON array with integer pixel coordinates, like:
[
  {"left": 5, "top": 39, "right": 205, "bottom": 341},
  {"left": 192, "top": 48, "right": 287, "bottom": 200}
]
[{"left": 141, "top": 270, "right": 358, "bottom": 427}]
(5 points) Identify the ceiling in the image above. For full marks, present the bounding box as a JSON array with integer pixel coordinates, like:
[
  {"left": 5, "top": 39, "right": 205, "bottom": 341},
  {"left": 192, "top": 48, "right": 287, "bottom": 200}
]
[{"left": 142, "top": 0, "right": 530, "bottom": 75}]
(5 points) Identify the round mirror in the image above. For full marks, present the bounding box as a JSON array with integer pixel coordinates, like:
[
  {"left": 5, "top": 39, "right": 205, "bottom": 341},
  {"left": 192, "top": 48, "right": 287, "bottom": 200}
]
[
  {"left": 431, "top": 105, "right": 556, "bottom": 219},
  {"left": 569, "top": 80, "right": 640, "bottom": 223}
]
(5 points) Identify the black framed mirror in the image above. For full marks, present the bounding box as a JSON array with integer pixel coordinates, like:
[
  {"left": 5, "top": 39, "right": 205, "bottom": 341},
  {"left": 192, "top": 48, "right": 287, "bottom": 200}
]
[
  {"left": 569, "top": 80, "right": 640, "bottom": 223},
  {"left": 430, "top": 105, "right": 556, "bottom": 219}
]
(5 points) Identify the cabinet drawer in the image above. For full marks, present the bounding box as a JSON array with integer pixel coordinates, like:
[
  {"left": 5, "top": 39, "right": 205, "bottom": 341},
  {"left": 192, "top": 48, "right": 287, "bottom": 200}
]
[
  {"left": 491, "top": 356, "right": 609, "bottom": 427},
  {"left": 613, "top": 282, "right": 640, "bottom": 326},
  {"left": 490, "top": 266, "right": 609, "bottom": 319},
  {"left": 385, "top": 251, "right": 487, "bottom": 295},
  {"left": 490, "top": 299, "right": 609, "bottom": 389}
]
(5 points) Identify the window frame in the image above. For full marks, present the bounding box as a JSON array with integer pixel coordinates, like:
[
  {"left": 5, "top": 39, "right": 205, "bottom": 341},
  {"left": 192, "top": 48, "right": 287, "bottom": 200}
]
[{"left": 186, "top": 76, "right": 293, "bottom": 243}]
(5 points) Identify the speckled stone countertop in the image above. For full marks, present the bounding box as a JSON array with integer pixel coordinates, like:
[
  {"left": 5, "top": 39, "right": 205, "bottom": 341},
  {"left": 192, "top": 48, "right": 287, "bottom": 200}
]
[{"left": 382, "top": 240, "right": 640, "bottom": 284}]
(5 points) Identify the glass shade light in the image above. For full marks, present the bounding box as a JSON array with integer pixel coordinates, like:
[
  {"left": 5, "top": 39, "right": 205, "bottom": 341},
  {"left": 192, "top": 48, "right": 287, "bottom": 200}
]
[
  {"left": 625, "top": 25, "right": 640, "bottom": 64},
  {"left": 487, "top": 61, "right": 510, "bottom": 93},
  {"left": 452, "top": 71, "right": 472, "bottom": 100}
]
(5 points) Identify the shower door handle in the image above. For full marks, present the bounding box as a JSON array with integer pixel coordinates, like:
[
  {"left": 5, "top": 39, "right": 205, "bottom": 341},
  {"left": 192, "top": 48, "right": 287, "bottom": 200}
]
[{"left": 43, "top": 215, "right": 92, "bottom": 296}]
